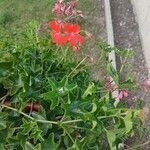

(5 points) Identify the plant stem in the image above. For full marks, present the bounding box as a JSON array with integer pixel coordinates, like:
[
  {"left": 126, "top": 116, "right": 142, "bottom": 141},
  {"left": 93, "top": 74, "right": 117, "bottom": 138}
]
[
  {"left": 67, "top": 56, "right": 87, "bottom": 78},
  {"left": 57, "top": 46, "right": 69, "bottom": 67},
  {"left": 62, "top": 126, "right": 75, "bottom": 144},
  {"left": 62, "top": 125, "right": 80, "bottom": 150},
  {"left": 37, "top": 119, "right": 58, "bottom": 125},
  {"left": 0, "top": 104, "right": 58, "bottom": 125},
  {"left": 62, "top": 119, "right": 83, "bottom": 124},
  {"left": 1, "top": 104, "right": 34, "bottom": 120},
  {"left": 64, "top": 124, "right": 88, "bottom": 130},
  {"left": 97, "top": 113, "right": 127, "bottom": 120},
  {"left": 119, "top": 55, "right": 128, "bottom": 73},
  {"left": 107, "top": 108, "right": 140, "bottom": 112},
  {"left": 1, "top": 104, "right": 84, "bottom": 125},
  {"left": 62, "top": 114, "right": 127, "bottom": 125},
  {"left": 0, "top": 93, "right": 9, "bottom": 102}
]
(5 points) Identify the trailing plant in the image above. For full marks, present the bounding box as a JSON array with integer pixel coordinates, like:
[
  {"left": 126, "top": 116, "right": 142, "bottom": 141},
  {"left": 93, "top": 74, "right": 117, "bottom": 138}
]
[{"left": 0, "top": 0, "right": 146, "bottom": 150}]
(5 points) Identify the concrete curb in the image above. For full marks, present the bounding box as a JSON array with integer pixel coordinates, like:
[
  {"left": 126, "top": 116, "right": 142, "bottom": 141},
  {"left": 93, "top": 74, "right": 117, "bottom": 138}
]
[{"left": 104, "top": 0, "right": 119, "bottom": 100}]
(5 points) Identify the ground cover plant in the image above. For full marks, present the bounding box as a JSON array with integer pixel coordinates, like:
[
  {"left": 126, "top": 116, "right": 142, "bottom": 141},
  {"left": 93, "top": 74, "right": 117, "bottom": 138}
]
[{"left": 0, "top": 0, "right": 146, "bottom": 149}]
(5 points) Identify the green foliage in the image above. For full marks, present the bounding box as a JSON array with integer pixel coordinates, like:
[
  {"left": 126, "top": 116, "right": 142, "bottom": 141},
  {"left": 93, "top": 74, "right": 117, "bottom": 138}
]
[
  {"left": 0, "top": 11, "right": 13, "bottom": 26},
  {"left": 0, "top": 22, "right": 143, "bottom": 150}
]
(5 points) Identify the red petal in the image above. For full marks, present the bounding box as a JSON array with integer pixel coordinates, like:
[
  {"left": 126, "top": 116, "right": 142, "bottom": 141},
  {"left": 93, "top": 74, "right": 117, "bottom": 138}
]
[
  {"left": 72, "top": 24, "right": 80, "bottom": 32},
  {"left": 49, "top": 20, "right": 61, "bottom": 32},
  {"left": 64, "top": 23, "right": 80, "bottom": 33},
  {"left": 75, "top": 34, "right": 84, "bottom": 43},
  {"left": 50, "top": 31, "right": 68, "bottom": 45},
  {"left": 50, "top": 31, "right": 59, "bottom": 43},
  {"left": 64, "top": 23, "right": 72, "bottom": 33},
  {"left": 69, "top": 39, "right": 76, "bottom": 46},
  {"left": 59, "top": 34, "right": 69, "bottom": 45}
]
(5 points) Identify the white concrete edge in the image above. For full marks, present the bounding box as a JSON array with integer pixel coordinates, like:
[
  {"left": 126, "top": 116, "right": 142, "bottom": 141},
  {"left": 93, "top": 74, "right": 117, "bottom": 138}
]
[
  {"left": 104, "top": 0, "right": 119, "bottom": 104},
  {"left": 130, "top": 0, "right": 150, "bottom": 77}
]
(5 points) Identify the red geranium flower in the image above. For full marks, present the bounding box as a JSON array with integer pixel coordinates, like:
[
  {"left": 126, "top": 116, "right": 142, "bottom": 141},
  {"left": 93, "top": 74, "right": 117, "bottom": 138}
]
[
  {"left": 65, "top": 32, "right": 84, "bottom": 52},
  {"left": 48, "top": 20, "right": 84, "bottom": 52},
  {"left": 64, "top": 23, "right": 80, "bottom": 33},
  {"left": 51, "top": 31, "right": 68, "bottom": 45},
  {"left": 48, "top": 19, "right": 63, "bottom": 32},
  {"left": 49, "top": 20, "right": 67, "bottom": 45},
  {"left": 64, "top": 23, "right": 84, "bottom": 51}
]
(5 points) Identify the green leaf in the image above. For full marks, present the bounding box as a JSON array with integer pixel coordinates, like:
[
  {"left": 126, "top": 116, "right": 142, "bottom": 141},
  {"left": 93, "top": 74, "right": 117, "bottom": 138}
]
[
  {"left": 30, "top": 128, "right": 44, "bottom": 143},
  {"left": 82, "top": 82, "right": 95, "bottom": 99},
  {"left": 0, "top": 112, "right": 8, "bottom": 130},
  {"left": 10, "top": 75, "right": 24, "bottom": 95},
  {"left": 114, "top": 47, "right": 134, "bottom": 57},
  {"left": 91, "top": 120, "right": 97, "bottom": 131},
  {"left": 32, "top": 110, "right": 52, "bottom": 135},
  {"left": 0, "top": 144, "right": 5, "bottom": 150},
  {"left": 24, "top": 142, "right": 34, "bottom": 150},
  {"left": 106, "top": 130, "right": 116, "bottom": 150},
  {"left": 32, "top": 112, "right": 46, "bottom": 121},
  {"left": 120, "top": 77, "right": 135, "bottom": 90},
  {"left": 107, "top": 62, "right": 119, "bottom": 84},
  {"left": 124, "top": 111, "right": 133, "bottom": 133},
  {"left": 35, "top": 144, "right": 42, "bottom": 150},
  {"left": 41, "top": 133, "right": 58, "bottom": 150},
  {"left": 0, "top": 62, "right": 12, "bottom": 77},
  {"left": 0, "top": 121, "right": 6, "bottom": 130},
  {"left": 79, "top": 102, "right": 97, "bottom": 114}
]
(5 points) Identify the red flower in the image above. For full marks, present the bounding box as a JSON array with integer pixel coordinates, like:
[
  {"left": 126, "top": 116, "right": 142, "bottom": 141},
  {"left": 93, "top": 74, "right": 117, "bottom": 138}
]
[
  {"left": 70, "top": 33, "right": 84, "bottom": 46},
  {"left": 64, "top": 23, "right": 84, "bottom": 50},
  {"left": 48, "top": 20, "right": 84, "bottom": 52},
  {"left": 49, "top": 20, "right": 67, "bottom": 45},
  {"left": 64, "top": 23, "right": 80, "bottom": 33},
  {"left": 51, "top": 31, "right": 68, "bottom": 45},
  {"left": 48, "top": 19, "right": 63, "bottom": 32}
]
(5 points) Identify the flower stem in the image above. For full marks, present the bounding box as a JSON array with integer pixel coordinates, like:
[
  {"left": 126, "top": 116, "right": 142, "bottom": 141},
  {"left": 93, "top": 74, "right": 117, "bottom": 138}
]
[
  {"left": 67, "top": 56, "right": 87, "bottom": 78},
  {"left": 57, "top": 46, "right": 69, "bottom": 67}
]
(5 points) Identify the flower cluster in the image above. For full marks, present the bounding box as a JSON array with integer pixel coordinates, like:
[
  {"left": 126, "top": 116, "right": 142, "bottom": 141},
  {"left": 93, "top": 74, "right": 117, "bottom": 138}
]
[
  {"left": 52, "top": 0, "right": 83, "bottom": 17},
  {"left": 117, "top": 89, "right": 128, "bottom": 100},
  {"left": 49, "top": 19, "right": 84, "bottom": 52}
]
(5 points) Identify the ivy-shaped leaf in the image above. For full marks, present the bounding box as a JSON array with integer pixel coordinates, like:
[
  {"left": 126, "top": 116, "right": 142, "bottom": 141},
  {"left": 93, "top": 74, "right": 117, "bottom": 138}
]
[
  {"left": 24, "top": 142, "right": 35, "bottom": 150},
  {"left": 106, "top": 130, "right": 116, "bottom": 150},
  {"left": 124, "top": 111, "right": 133, "bottom": 133},
  {"left": 0, "top": 144, "right": 5, "bottom": 150},
  {"left": 0, "top": 112, "right": 8, "bottom": 130},
  {"left": 82, "top": 82, "right": 95, "bottom": 99},
  {"left": 0, "top": 121, "right": 6, "bottom": 130},
  {"left": 24, "top": 142, "right": 41, "bottom": 150},
  {"left": 41, "top": 133, "right": 58, "bottom": 150},
  {"left": 107, "top": 62, "right": 119, "bottom": 84}
]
